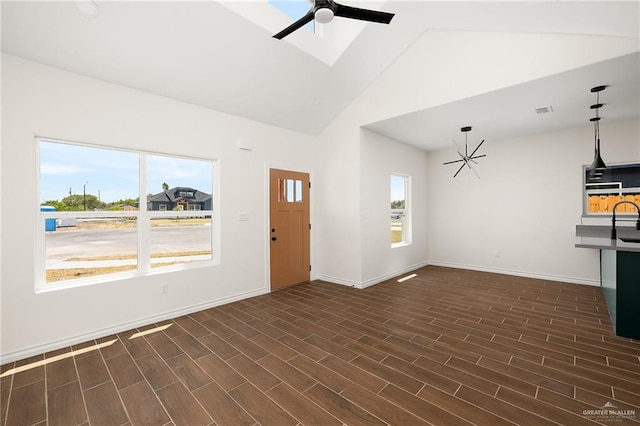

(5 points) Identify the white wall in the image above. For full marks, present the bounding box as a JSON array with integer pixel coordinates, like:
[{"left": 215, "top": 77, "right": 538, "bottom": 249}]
[
  {"left": 427, "top": 118, "right": 640, "bottom": 285},
  {"left": 360, "top": 129, "right": 429, "bottom": 287},
  {"left": 2, "top": 29, "right": 638, "bottom": 361},
  {"left": 0, "top": 54, "right": 316, "bottom": 361},
  {"left": 312, "top": 112, "right": 364, "bottom": 285},
  {"left": 314, "top": 30, "right": 638, "bottom": 286}
]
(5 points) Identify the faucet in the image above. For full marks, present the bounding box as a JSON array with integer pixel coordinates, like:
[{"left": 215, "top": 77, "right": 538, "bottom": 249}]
[{"left": 610, "top": 200, "right": 640, "bottom": 239}]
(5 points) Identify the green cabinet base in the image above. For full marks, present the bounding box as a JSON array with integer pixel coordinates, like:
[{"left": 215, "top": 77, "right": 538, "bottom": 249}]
[{"left": 601, "top": 249, "right": 640, "bottom": 340}]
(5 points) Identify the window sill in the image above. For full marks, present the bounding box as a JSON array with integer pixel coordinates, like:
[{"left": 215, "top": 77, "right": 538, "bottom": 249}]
[{"left": 36, "top": 259, "right": 219, "bottom": 293}]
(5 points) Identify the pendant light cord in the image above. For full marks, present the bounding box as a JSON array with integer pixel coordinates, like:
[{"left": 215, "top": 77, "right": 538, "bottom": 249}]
[
  {"left": 589, "top": 85, "right": 607, "bottom": 174},
  {"left": 594, "top": 90, "right": 600, "bottom": 151}
]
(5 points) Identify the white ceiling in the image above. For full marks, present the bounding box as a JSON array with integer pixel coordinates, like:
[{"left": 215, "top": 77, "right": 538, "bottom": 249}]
[
  {"left": 2, "top": 1, "right": 639, "bottom": 148},
  {"left": 365, "top": 52, "right": 640, "bottom": 151}
]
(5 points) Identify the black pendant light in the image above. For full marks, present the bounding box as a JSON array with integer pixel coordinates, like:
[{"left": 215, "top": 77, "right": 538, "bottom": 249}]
[{"left": 588, "top": 85, "right": 607, "bottom": 179}]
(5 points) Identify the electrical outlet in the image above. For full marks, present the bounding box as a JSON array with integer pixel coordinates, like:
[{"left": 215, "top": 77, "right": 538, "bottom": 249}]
[
  {"left": 161, "top": 283, "right": 169, "bottom": 294},
  {"left": 495, "top": 251, "right": 501, "bottom": 258}
]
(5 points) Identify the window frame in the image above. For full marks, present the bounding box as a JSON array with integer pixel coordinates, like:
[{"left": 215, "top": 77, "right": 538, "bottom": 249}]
[
  {"left": 36, "top": 137, "right": 219, "bottom": 292},
  {"left": 390, "top": 173, "right": 411, "bottom": 248},
  {"left": 583, "top": 162, "right": 640, "bottom": 216}
]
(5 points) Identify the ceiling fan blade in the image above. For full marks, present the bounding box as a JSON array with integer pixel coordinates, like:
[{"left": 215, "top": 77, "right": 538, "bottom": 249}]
[
  {"left": 443, "top": 158, "right": 464, "bottom": 165},
  {"left": 334, "top": 3, "right": 394, "bottom": 24},
  {"left": 273, "top": 11, "right": 315, "bottom": 39},
  {"left": 453, "top": 163, "right": 465, "bottom": 178},
  {"left": 468, "top": 139, "right": 485, "bottom": 158}
]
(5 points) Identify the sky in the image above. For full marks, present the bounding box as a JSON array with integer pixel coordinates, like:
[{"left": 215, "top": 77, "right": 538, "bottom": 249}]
[
  {"left": 269, "top": 0, "right": 315, "bottom": 32},
  {"left": 391, "top": 174, "right": 406, "bottom": 203},
  {"left": 41, "top": 141, "right": 401, "bottom": 205},
  {"left": 39, "top": 140, "right": 213, "bottom": 203}
]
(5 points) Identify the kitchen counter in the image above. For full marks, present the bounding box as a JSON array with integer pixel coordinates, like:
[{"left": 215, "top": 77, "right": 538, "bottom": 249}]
[
  {"left": 575, "top": 224, "right": 640, "bottom": 339},
  {"left": 575, "top": 225, "right": 640, "bottom": 252}
]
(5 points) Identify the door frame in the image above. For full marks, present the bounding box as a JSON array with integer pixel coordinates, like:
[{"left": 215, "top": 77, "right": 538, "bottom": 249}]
[{"left": 264, "top": 164, "right": 314, "bottom": 291}]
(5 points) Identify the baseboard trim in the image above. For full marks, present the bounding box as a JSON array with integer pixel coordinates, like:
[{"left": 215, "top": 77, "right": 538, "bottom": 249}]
[
  {"left": 315, "top": 261, "right": 430, "bottom": 289},
  {"left": 313, "top": 274, "right": 360, "bottom": 288},
  {"left": 0, "top": 288, "right": 269, "bottom": 364},
  {"left": 427, "top": 260, "right": 600, "bottom": 287},
  {"left": 358, "top": 261, "right": 430, "bottom": 289}
]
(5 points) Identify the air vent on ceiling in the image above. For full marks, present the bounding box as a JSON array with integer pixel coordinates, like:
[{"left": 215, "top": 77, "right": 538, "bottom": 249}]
[{"left": 535, "top": 106, "right": 554, "bottom": 114}]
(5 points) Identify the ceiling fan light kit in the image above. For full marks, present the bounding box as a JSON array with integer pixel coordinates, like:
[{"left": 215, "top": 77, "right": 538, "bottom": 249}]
[
  {"left": 273, "top": 0, "right": 394, "bottom": 40},
  {"left": 443, "top": 126, "right": 487, "bottom": 178},
  {"left": 315, "top": 8, "right": 334, "bottom": 24},
  {"left": 588, "top": 85, "right": 607, "bottom": 180}
]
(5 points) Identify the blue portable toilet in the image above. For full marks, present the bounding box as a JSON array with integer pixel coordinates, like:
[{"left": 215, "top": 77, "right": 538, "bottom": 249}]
[{"left": 41, "top": 205, "right": 57, "bottom": 231}]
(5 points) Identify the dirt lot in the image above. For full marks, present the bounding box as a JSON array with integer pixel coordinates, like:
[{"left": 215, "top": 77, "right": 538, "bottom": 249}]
[{"left": 46, "top": 219, "right": 212, "bottom": 282}]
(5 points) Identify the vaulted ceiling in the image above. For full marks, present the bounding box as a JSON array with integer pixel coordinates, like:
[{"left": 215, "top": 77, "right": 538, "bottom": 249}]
[
  {"left": 2, "top": 1, "right": 639, "bottom": 148},
  {"left": 365, "top": 52, "right": 640, "bottom": 151}
]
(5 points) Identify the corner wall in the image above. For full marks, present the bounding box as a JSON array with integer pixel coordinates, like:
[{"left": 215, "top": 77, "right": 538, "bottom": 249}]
[
  {"left": 426, "top": 118, "right": 639, "bottom": 285},
  {"left": 360, "top": 129, "right": 429, "bottom": 287},
  {"left": 313, "top": 30, "right": 638, "bottom": 287}
]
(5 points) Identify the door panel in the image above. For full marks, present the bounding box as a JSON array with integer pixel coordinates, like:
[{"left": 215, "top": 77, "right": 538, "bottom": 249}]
[{"left": 270, "top": 169, "right": 310, "bottom": 290}]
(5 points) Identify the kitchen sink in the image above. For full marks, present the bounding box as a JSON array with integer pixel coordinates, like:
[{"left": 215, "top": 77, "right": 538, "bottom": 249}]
[{"left": 619, "top": 237, "right": 640, "bottom": 243}]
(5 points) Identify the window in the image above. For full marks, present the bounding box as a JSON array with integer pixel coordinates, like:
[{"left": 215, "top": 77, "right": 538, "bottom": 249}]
[
  {"left": 37, "top": 138, "right": 217, "bottom": 290},
  {"left": 391, "top": 173, "right": 410, "bottom": 247},
  {"left": 584, "top": 163, "right": 640, "bottom": 215},
  {"left": 278, "top": 178, "right": 304, "bottom": 203}
]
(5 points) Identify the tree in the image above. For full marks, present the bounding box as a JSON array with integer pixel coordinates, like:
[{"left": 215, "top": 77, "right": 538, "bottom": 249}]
[
  {"left": 105, "top": 197, "right": 139, "bottom": 211},
  {"left": 41, "top": 200, "right": 67, "bottom": 211},
  {"left": 162, "top": 182, "right": 169, "bottom": 191},
  {"left": 60, "top": 194, "right": 104, "bottom": 211},
  {"left": 391, "top": 200, "right": 405, "bottom": 209}
]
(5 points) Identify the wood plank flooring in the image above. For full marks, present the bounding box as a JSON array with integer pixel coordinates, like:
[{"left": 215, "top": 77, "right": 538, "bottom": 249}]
[{"left": 1, "top": 266, "right": 639, "bottom": 425}]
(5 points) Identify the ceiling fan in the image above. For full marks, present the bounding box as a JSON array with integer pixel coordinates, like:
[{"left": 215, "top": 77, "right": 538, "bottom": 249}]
[
  {"left": 443, "top": 126, "right": 486, "bottom": 178},
  {"left": 273, "top": 0, "right": 395, "bottom": 40}
]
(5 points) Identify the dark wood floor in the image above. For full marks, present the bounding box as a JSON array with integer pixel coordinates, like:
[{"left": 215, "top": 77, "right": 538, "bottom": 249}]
[{"left": 2, "top": 266, "right": 639, "bottom": 425}]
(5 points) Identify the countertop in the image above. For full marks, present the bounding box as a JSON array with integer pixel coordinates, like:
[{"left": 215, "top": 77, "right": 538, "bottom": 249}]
[{"left": 575, "top": 225, "right": 640, "bottom": 252}]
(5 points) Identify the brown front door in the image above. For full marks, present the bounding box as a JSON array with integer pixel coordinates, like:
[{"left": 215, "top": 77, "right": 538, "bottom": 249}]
[{"left": 269, "top": 169, "right": 310, "bottom": 290}]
